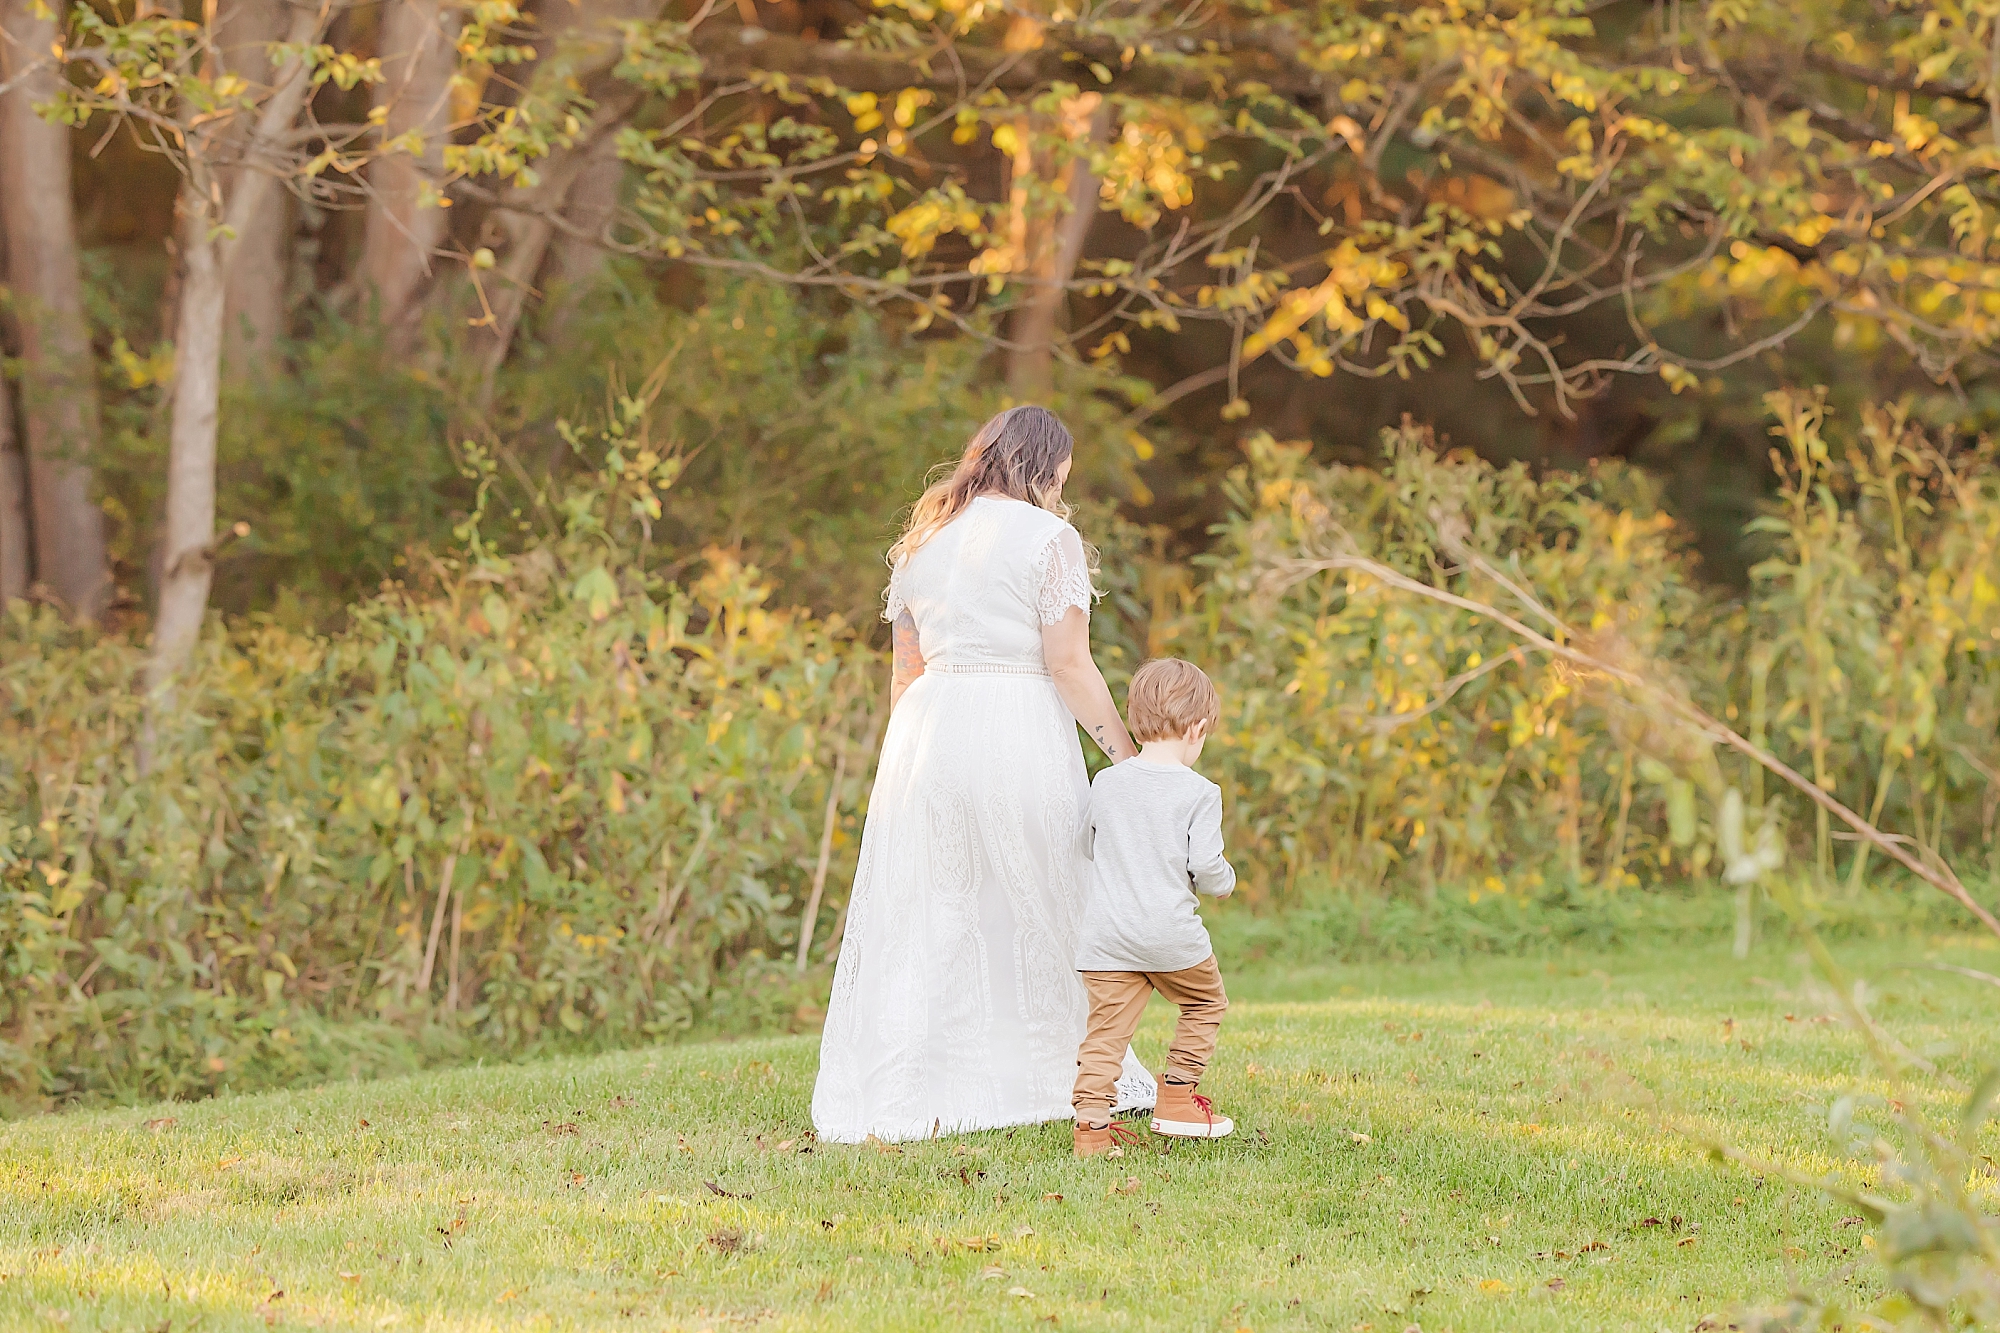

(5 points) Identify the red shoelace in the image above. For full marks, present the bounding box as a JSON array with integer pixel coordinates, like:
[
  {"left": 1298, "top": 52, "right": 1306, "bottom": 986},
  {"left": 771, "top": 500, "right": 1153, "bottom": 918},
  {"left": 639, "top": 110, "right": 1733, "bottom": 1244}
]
[
  {"left": 1107, "top": 1121, "right": 1147, "bottom": 1147},
  {"left": 1079, "top": 1119, "right": 1146, "bottom": 1146}
]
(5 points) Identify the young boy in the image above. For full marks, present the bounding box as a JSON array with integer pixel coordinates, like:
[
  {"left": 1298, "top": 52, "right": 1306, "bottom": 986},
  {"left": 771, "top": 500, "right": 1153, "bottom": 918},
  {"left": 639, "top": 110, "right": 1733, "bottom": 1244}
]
[{"left": 1073, "top": 657, "right": 1237, "bottom": 1157}]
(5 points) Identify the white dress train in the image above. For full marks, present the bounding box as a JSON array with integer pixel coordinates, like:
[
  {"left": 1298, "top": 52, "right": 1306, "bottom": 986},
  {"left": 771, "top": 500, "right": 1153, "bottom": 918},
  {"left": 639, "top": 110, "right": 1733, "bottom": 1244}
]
[{"left": 811, "top": 496, "right": 1157, "bottom": 1143}]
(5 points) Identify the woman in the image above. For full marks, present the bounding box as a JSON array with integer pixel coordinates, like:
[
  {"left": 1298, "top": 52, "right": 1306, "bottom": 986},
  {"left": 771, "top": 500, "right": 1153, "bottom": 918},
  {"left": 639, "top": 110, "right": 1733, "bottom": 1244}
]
[{"left": 812, "top": 406, "right": 1155, "bottom": 1143}]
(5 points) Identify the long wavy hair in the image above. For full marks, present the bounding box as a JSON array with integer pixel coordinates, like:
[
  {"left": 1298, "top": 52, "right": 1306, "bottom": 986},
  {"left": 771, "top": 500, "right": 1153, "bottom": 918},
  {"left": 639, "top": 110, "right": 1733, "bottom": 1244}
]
[{"left": 887, "top": 406, "right": 1076, "bottom": 567}]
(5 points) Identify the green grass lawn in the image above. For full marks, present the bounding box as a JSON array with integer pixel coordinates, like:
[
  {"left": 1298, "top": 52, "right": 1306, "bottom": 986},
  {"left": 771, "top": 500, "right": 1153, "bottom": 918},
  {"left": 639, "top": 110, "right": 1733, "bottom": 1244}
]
[{"left": 7, "top": 932, "right": 2000, "bottom": 1332}]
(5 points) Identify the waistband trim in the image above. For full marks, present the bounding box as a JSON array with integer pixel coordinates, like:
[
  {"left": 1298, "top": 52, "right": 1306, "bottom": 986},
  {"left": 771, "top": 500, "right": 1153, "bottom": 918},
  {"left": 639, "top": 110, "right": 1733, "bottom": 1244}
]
[{"left": 926, "top": 661, "right": 1052, "bottom": 678}]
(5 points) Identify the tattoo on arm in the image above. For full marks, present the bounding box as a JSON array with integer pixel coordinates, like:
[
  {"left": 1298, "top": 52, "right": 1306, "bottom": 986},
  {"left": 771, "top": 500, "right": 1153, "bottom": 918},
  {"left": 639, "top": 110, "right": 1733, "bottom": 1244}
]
[
  {"left": 892, "top": 611, "right": 925, "bottom": 682},
  {"left": 1093, "top": 723, "right": 1117, "bottom": 759}
]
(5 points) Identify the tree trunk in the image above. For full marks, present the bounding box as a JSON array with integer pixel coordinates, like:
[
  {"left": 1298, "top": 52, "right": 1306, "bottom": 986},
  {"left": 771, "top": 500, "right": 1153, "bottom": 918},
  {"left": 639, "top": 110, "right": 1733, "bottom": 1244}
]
[
  {"left": 145, "top": 10, "right": 325, "bottom": 695},
  {"left": 359, "top": 0, "right": 459, "bottom": 338},
  {"left": 217, "top": 0, "right": 294, "bottom": 375},
  {"left": 476, "top": 99, "right": 638, "bottom": 391},
  {"left": 0, "top": 0, "right": 111, "bottom": 620},
  {"left": 223, "top": 188, "right": 291, "bottom": 374},
  {"left": 1006, "top": 93, "right": 1107, "bottom": 398},
  {"left": 147, "top": 190, "right": 225, "bottom": 696},
  {"left": 543, "top": 130, "right": 625, "bottom": 334},
  {"left": 0, "top": 365, "right": 27, "bottom": 605},
  {"left": 462, "top": 0, "right": 648, "bottom": 385}
]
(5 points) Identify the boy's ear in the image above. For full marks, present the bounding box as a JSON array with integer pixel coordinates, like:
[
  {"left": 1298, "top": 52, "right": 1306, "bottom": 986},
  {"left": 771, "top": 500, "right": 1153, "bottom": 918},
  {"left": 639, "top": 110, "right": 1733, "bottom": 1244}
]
[{"left": 1187, "top": 718, "right": 1210, "bottom": 744}]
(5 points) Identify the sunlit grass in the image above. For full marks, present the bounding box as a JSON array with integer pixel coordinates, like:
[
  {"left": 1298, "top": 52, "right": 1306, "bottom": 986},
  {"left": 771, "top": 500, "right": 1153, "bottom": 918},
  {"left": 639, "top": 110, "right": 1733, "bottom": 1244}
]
[{"left": 6, "top": 932, "right": 1998, "bottom": 1332}]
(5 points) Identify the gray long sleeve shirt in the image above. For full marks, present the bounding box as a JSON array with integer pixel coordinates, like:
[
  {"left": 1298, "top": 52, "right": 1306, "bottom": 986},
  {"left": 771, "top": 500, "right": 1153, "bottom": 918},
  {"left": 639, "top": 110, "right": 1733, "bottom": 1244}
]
[{"left": 1075, "top": 758, "right": 1236, "bottom": 973}]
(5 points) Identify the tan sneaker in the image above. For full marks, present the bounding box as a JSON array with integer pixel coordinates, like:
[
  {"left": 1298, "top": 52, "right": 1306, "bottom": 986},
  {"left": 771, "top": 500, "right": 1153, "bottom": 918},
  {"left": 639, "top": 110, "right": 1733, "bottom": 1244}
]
[
  {"left": 1151, "top": 1082, "right": 1234, "bottom": 1139},
  {"left": 1073, "top": 1119, "right": 1146, "bottom": 1158}
]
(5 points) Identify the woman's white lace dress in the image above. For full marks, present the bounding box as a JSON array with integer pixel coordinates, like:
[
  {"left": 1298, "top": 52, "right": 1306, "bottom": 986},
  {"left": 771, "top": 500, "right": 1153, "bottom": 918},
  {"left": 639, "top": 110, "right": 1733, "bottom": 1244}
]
[{"left": 811, "top": 496, "right": 1156, "bottom": 1143}]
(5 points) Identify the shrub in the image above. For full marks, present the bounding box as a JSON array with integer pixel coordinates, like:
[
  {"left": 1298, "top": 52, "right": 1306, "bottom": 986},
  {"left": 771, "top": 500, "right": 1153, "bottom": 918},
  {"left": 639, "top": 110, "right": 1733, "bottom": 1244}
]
[
  {"left": 1177, "top": 426, "right": 1710, "bottom": 906},
  {"left": 1, "top": 403, "right": 881, "bottom": 1109},
  {"left": 1164, "top": 405, "right": 2000, "bottom": 919}
]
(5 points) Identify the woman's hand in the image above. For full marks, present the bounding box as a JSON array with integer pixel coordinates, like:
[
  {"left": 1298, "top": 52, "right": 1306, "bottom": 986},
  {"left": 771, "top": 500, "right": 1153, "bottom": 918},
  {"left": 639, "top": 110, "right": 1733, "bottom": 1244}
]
[
  {"left": 1043, "top": 606, "right": 1137, "bottom": 763},
  {"left": 889, "top": 610, "right": 924, "bottom": 712}
]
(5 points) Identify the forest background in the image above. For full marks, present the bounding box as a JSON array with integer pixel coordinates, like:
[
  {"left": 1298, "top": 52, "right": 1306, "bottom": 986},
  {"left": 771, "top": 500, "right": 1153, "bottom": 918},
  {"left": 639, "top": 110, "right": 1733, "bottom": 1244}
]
[{"left": 9, "top": 0, "right": 2000, "bottom": 1127}]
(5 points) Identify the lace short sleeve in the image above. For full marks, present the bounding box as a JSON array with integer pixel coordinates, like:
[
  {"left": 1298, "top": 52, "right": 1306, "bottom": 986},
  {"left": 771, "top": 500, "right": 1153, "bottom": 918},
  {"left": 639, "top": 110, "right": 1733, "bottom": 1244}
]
[
  {"left": 882, "top": 559, "right": 909, "bottom": 624},
  {"left": 1034, "top": 524, "right": 1096, "bottom": 626}
]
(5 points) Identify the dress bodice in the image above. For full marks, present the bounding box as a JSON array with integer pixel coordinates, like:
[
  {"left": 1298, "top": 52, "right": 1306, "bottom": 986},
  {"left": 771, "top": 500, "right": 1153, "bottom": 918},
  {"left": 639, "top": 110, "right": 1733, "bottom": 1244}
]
[{"left": 884, "top": 496, "right": 1094, "bottom": 669}]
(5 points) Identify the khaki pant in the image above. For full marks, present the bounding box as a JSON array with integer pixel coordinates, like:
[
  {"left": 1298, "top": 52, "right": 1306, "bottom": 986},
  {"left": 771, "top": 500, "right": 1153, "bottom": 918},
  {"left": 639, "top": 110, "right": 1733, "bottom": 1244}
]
[{"left": 1072, "top": 956, "right": 1229, "bottom": 1121}]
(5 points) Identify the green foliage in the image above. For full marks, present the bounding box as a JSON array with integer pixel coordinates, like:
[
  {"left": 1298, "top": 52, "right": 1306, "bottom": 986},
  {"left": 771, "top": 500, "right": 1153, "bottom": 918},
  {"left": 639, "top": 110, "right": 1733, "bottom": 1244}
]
[
  {"left": 1, "top": 409, "right": 881, "bottom": 1110},
  {"left": 1174, "top": 426, "right": 1711, "bottom": 905},
  {"left": 1163, "top": 409, "right": 2000, "bottom": 917},
  {"left": 1209, "top": 875, "right": 1987, "bottom": 972},
  {"left": 13, "top": 388, "right": 2000, "bottom": 1109},
  {"left": 86, "top": 275, "right": 1147, "bottom": 630},
  {"left": 502, "top": 277, "right": 1142, "bottom": 627}
]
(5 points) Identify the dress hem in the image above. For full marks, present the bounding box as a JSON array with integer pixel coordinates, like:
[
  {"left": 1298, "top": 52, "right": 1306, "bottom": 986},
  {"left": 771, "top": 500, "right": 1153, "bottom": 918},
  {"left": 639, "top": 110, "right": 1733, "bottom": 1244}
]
[{"left": 814, "top": 1104, "right": 1077, "bottom": 1146}]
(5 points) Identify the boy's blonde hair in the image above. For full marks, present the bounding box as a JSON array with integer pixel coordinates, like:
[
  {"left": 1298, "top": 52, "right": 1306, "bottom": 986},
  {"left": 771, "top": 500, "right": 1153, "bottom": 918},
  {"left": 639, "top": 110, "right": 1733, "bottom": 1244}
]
[{"left": 1127, "top": 658, "right": 1221, "bottom": 743}]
